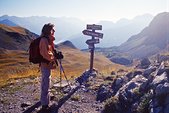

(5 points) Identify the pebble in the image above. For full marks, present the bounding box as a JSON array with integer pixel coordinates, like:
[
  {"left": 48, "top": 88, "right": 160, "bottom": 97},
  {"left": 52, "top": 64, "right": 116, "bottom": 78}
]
[{"left": 21, "top": 101, "right": 31, "bottom": 108}]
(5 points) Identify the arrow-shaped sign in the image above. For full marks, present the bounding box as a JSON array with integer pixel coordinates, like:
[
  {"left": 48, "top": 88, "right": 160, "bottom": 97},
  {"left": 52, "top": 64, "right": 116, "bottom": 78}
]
[
  {"left": 87, "top": 24, "right": 102, "bottom": 30},
  {"left": 82, "top": 30, "right": 103, "bottom": 38},
  {"left": 86, "top": 39, "right": 99, "bottom": 45}
]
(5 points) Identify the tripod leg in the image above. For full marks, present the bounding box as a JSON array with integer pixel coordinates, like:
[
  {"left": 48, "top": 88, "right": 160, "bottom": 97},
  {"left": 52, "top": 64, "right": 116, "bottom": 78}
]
[
  {"left": 59, "top": 64, "right": 62, "bottom": 89},
  {"left": 63, "top": 71, "right": 71, "bottom": 89},
  {"left": 59, "top": 60, "right": 71, "bottom": 89}
]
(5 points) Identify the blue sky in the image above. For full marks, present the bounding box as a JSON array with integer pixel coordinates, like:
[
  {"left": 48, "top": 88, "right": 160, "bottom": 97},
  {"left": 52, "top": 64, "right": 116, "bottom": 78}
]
[{"left": 0, "top": 0, "right": 168, "bottom": 22}]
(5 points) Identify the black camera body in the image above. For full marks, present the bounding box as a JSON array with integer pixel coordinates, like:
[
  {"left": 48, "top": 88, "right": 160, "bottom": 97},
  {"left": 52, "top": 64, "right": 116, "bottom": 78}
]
[{"left": 53, "top": 49, "right": 64, "bottom": 59}]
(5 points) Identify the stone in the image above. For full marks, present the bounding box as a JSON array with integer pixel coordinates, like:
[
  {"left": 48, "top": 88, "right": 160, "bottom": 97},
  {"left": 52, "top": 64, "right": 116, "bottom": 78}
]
[
  {"left": 115, "top": 78, "right": 123, "bottom": 86},
  {"left": 96, "top": 84, "right": 112, "bottom": 102},
  {"left": 155, "top": 83, "right": 169, "bottom": 96},
  {"left": 20, "top": 102, "right": 31, "bottom": 108},
  {"left": 151, "top": 72, "right": 168, "bottom": 88},
  {"left": 140, "top": 58, "right": 151, "bottom": 69},
  {"left": 143, "top": 66, "right": 156, "bottom": 78},
  {"left": 164, "top": 103, "right": 169, "bottom": 113}
]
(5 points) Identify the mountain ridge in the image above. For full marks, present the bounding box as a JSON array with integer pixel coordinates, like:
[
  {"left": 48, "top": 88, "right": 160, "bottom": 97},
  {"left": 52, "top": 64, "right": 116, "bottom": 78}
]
[
  {"left": 70, "top": 14, "right": 153, "bottom": 49},
  {"left": 0, "top": 24, "right": 38, "bottom": 50},
  {"left": 119, "top": 12, "right": 169, "bottom": 58},
  {"left": 0, "top": 19, "right": 18, "bottom": 26},
  {"left": 0, "top": 14, "right": 153, "bottom": 49},
  {"left": 93, "top": 12, "right": 169, "bottom": 65}
]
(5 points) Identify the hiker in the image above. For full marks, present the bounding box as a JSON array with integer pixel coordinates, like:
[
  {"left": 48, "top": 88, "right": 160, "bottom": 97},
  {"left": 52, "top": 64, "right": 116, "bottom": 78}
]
[{"left": 39, "top": 23, "right": 56, "bottom": 110}]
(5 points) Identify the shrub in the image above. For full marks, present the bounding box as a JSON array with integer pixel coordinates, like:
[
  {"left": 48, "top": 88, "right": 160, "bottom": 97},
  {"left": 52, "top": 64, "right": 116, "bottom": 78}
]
[
  {"left": 103, "top": 96, "right": 119, "bottom": 113},
  {"left": 71, "top": 94, "right": 80, "bottom": 101},
  {"left": 137, "top": 93, "right": 151, "bottom": 113},
  {"left": 111, "top": 71, "right": 116, "bottom": 75}
]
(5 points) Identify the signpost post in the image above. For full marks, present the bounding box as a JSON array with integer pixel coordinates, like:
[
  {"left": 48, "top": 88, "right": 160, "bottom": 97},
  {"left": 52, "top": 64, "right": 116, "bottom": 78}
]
[{"left": 82, "top": 24, "right": 103, "bottom": 73}]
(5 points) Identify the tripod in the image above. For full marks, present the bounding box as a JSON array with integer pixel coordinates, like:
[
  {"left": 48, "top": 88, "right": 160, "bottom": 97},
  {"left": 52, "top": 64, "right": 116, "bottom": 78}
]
[{"left": 58, "top": 59, "right": 71, "bottom": 90}]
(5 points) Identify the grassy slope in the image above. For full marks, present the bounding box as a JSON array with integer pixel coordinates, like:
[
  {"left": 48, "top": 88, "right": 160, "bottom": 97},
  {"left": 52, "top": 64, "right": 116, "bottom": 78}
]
[
  {"left": 0, "top": 50, "right": 39, "bottom": 87},
  {"left": 0, "top": 46, "right": 130, "bottom": 87},
  {"left": 0, "top": 24, "right": 34, "bottom": 51},
  {"left": 52, "top": 46, "right": 129, "bottom": 79},
  {"left": 0, "top": 24, "right": 26, "bottom": 35},
  {"left": 0, "top": 24, "right": 131, "bottom": 87}
]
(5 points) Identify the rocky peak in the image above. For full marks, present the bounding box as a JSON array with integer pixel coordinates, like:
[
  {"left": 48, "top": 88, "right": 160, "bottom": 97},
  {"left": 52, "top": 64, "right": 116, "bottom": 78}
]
[{"left": 119, "top": 12, "right": 169, "bottom": 58}]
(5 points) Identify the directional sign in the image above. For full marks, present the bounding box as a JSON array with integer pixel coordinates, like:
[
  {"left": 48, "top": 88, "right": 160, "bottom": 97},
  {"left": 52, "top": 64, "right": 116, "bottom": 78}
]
[
  {"left": 86, "top": 39, "right": 99, "bottom": 45},
  {"left": 82, "top": 30, "right": 103, "bottom": 38},
  {"left": 87, "top": 24, "right": 102, "bottom": 30}
]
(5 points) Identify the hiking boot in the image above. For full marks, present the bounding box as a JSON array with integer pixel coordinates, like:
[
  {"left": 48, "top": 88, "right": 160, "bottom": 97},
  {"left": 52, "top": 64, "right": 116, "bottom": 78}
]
[
  {"left": 40, "top": 105, "right": 51, "bottom": 113},
  {"left": 37, "top": 105, "right": 50, "bottom": 113},
  {"left": 42, "top": 105, "right": 49, "bottom": 109}
]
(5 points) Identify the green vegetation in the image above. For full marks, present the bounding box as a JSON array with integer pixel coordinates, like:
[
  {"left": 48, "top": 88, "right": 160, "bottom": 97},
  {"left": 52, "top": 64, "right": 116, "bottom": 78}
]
[
  {"left": 0, "top": 97, "right": 11, "bottom": 105},
  {"left": 103, "top": 96, "right": 119, "bottom": 113},
  {"left": 137, "top": 93, "right": 152, "bottom": 113},
  {"left": 71, "top": 94, "right": 80, "bottom": 101},
  {"left": 133, "top": 87, "right": 141, "bottom": 96}
]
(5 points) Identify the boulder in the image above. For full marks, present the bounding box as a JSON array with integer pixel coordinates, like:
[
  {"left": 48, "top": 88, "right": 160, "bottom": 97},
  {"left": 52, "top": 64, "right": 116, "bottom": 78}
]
[
  {"left": 143, "top": 66, "right": 156, "bottom": 78},
  {"left": 116, "top": 75, "right": 148, "bottom": 104},
  {"left": 155, "top": 83, "right": 169, "bottom": 96},
  {"left": 96, "top": 84, "right": 112, "bottom": 102},
  {"left": 151, "top": 72, "right": 168, "bottom": 88},
  {"left": 137, "top": 58, "right": 151, "bottom": 69}
]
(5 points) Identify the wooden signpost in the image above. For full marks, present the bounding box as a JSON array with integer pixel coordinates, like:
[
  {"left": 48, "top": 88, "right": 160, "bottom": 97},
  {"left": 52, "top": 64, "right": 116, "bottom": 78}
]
[
  {"left": 86, "top": 39, "right": 100, "bottom": 45},
  {"left": 82, "top": 24, "right": 103, "bottom": 72},
  {"left": 87, "top": 24, "right": 102, "bottom": 30},
  {"left": 82, "top": 30, "right": 103, "bottom": 38}
]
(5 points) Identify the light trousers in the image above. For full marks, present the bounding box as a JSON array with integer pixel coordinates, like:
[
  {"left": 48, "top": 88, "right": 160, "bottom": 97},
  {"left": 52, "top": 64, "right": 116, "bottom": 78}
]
[{"left": 40, "top": 67, "right": 51, "bottom": 105}]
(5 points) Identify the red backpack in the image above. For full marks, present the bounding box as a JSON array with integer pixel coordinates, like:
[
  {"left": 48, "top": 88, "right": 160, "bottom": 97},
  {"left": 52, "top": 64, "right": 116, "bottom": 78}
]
[{"left": 29, "top": 37, "right": 49, "bottom": 64}]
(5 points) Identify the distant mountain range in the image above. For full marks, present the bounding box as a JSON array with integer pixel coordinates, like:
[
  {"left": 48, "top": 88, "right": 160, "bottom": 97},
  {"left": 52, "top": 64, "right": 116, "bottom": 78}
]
[
  {"left": 0, "top": 12, "right": 168, "bottom": 66},
  {"left": 119, "top": 12, "right": 169, "bottom": 58},
  {"left": 95, "top": 12, "right": 169, "bottom": 64},
  {"left": 0, "top": 23, "right": 78, "bottom": 51},
  {"left": 0, "top": 14, "right": 153, "bottom": 49},
  {"left": 70, "top": 14, "right": 153, "bottom": 48},
  {"left": 0, "top": 19, "right": 18, "bottom": 26},
  {"left": 0, "top": 15, "right": 85, "bottom": 42}
]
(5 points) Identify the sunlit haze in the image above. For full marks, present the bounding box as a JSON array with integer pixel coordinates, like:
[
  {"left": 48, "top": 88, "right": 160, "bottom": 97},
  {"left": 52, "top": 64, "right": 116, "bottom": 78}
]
[{"left": 0, "top": 0, "right": 168, "bottom": 22}]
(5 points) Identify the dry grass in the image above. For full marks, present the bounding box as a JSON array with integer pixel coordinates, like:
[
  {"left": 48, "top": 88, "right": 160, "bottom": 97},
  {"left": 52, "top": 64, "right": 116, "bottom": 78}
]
[
  {"left": 0, "top": 24, "right": 27, "bottom": 35},
  {"left": 0, "top": 47, "right": 131, "bottom": 87},
  {"left": 0, "top": 50, "right": 39, "bottom": 87},
  {"left": 161, "top": 53, "right": 169, "bottom": 56},
  {"left": 53, "top": 47, "right": 120, "bottom": 78}
]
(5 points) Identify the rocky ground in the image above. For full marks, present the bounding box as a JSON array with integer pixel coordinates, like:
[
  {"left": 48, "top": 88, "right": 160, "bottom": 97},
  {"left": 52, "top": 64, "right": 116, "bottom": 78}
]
[
  {"left": 0, "top": 77, "right": 41, "bottom": 113},
  {"left": 0, "top": 72, "right": 108, "bottom": 113},
  {"left": 1, "top": 60, "right": 169, "bottom": 113}
]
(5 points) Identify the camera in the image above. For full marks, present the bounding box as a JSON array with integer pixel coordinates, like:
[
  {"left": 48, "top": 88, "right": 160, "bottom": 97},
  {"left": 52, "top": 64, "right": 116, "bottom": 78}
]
[{"left": 53, "top": 49, "right": 64, "bottom": 59}]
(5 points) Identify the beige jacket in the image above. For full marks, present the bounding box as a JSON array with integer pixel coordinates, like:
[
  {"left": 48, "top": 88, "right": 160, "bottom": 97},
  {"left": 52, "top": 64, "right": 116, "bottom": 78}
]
[{"left": 39, "top": 37, "right": 56, "bottom": 69}]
